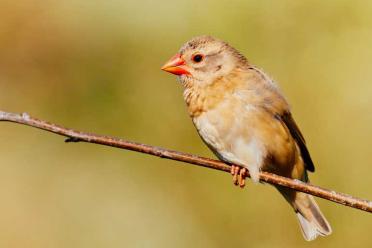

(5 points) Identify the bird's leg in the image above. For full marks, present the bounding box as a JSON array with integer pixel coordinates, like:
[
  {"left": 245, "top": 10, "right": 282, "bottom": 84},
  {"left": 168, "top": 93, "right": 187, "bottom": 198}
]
[
  {"left": 239, "top": 168, "right": 247, "bottom": 188},
  {"left": 231, "top": 165, "right": 239, "bottom": 185},
  {"left": 230, "top": 165, "right": 247, "bottom": 188}
]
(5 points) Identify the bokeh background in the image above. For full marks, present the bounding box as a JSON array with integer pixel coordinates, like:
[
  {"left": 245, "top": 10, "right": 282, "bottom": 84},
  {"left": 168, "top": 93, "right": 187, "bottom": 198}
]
[{"left": 1, "top": 0, "right": 371, "bottom": 247}]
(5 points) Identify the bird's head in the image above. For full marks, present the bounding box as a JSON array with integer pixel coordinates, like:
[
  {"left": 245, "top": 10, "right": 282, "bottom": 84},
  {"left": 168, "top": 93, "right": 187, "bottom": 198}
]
[{"left": 161, "top": 35, "right": 248, "bottom": 87}]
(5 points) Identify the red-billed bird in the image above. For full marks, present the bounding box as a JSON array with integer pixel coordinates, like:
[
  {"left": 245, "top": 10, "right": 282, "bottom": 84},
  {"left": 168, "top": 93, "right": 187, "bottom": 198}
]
[{"left": 161, "top": 35, "right": 331, "bottom": 241}]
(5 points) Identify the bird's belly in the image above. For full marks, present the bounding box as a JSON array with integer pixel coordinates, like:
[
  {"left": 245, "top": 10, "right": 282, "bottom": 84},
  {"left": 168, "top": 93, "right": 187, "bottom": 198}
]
[
  {"left": 193, "top": 103, "right": 250, "bottom": 153},
  {"left": 193, "top": 111, "right": 227, "bottom": 153},
  {"left": 192, "top": 103, "right": 266, "bottom": 181}
]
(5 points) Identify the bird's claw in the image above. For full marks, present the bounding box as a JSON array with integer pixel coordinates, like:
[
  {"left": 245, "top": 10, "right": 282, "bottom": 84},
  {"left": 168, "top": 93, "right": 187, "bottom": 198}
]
[{"left": 230, "top": 165, "right": 247, "bottom": 188}]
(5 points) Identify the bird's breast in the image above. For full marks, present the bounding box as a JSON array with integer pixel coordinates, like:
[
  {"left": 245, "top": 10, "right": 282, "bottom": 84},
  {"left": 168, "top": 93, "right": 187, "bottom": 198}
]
[{"left": 192, "top": 97, "right": 254, "bottom": 156}]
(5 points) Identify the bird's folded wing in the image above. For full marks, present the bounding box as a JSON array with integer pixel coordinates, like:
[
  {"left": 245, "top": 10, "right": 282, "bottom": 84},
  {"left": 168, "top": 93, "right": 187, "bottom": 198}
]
[{"left": 279, "top": 112, "right": 315, "bottom": 172}]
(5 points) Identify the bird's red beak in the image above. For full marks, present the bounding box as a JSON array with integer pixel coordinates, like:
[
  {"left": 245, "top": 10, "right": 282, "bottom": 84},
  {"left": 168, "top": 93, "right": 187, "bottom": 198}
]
[{"left": 161, "top": 54, "right": 190, "bottom": 75}]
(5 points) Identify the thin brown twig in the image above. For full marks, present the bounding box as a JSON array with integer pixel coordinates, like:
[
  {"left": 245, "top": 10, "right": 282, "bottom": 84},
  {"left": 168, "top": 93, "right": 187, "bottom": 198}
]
[{"left": 0, "top": 110, "right": 371, "bottom": 213}]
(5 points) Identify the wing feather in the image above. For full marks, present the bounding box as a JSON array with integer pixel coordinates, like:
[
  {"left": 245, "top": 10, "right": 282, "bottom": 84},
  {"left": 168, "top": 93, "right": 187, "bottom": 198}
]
[{"left": 279, "top": 112, "right": 315, "bottom": 172}]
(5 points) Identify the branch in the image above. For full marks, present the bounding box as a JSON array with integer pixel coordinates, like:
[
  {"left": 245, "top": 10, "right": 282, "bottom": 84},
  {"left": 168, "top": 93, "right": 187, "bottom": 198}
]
[{"left": 0, "top": 110, "right": 371, "bottom": 213}]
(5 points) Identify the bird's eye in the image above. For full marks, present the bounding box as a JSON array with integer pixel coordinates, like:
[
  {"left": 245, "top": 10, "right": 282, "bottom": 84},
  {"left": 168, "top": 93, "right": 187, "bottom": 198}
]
[{"left": 192, "top": 54, "right": 204, "bottom": 63}]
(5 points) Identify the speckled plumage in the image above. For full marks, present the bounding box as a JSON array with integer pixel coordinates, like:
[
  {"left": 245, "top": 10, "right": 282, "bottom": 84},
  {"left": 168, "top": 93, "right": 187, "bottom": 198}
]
[{"left": 163, "top": 35, "right": 331, "bottom": 241}]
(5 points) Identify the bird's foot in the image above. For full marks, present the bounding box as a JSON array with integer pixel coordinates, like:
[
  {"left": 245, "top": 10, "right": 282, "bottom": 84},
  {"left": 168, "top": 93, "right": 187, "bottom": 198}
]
[{"left": 230, "top": 165, "right": 247, "bottom": 188}]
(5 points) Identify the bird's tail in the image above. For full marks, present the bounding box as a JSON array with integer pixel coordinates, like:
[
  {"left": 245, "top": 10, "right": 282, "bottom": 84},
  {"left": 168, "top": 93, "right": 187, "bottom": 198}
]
[{"left": 277, "top": 187, "right": 332, "bottom": 241}]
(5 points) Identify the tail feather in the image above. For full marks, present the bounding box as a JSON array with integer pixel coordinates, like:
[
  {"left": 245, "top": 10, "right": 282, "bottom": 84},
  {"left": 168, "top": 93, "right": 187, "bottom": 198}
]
[
  {"left": 277, "top": 187, "right": 332, "bottom": 241},
  {"left": 294, "top": 193, "right": 332, "bottom": 241},
  {"left": 296, "top": 212, "right": 319, "bottom": 241}
]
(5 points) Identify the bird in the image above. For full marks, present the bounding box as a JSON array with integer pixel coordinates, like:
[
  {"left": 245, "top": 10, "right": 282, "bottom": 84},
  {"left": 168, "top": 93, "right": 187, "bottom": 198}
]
[{"left": 161, "top": 35, "right": 332, "bottom": 241}]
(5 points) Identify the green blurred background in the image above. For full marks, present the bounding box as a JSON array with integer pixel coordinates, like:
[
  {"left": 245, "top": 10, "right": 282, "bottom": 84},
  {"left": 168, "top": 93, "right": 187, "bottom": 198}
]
[{"left": 1, "top": 0, "right": 371, "bottom": 247}]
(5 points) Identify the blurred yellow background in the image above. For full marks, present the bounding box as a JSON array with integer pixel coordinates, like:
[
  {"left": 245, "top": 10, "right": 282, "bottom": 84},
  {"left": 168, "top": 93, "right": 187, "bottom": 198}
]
[{"left": 1, "top": 0, "right": 371, "bottom": 247}]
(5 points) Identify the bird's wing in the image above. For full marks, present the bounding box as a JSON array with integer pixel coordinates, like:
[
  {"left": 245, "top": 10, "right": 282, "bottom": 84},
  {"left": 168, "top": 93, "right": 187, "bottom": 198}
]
[
  {"left": 243, "top": 67, "right": 315, "bottom": 172},
  {"left": 278, "top": 111, "right": 315, "bottom": 172}
]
